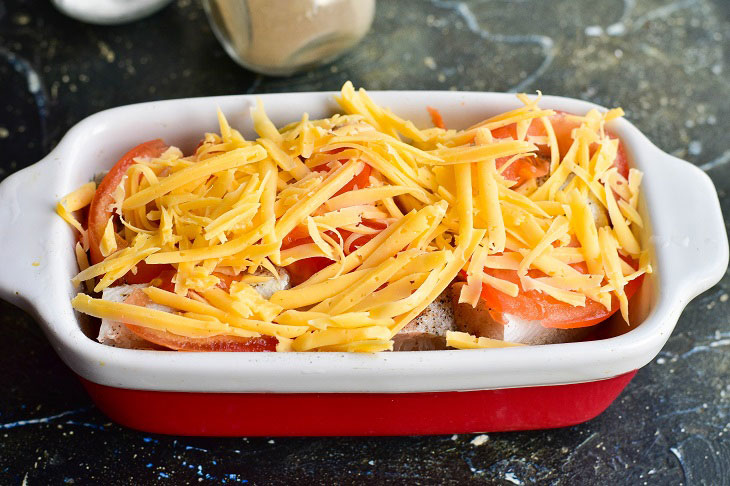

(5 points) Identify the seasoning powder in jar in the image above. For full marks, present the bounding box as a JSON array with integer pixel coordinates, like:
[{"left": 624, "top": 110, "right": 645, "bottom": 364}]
[{"left": 203, "top": 0, "right": 376, "bottom": 76}]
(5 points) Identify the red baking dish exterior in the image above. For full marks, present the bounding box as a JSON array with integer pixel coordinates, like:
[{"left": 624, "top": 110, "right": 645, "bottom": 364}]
[{"left": 81, "top": 371, "right": 636, "bottom": 436}]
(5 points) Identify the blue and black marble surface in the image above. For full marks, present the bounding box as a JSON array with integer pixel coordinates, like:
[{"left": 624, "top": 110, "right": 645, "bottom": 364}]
[{"left": 1, "top": 0, "right": 728, "bottom": 484}]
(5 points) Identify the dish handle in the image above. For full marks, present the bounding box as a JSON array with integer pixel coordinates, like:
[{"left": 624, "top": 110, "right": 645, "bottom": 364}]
[
  {"left": 646, "top": 150, "right": 728, "bottom": 302},
  {"left": 0, "top": 161, "right": 62, "bottom": 314}
]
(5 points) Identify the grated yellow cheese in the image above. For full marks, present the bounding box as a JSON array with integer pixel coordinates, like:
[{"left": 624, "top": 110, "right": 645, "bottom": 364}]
[
  {"left": 604, "top": 181, "right": 641, "bottom": 255},
  {"left": 99, "top": 218, "right": 118, "bottom": 258},
  {"left": 567, "top": 189, "right": 602, "bottom": 275},
  {"left": 124, "top": 147, "right": 266, "bottom": 210},
  {"left": 74, "top": 241, "right": 94, "bottom": 292},
  {"left": 72, "top": 293, "right": 259, "bottom": 338},
  {"left": 56, "top": 181, "right": 96, "bottom": 247},
  {"left": 274, "top": 160, "right": 364, "bottom": 240},
  {"left": 599, "top": 227, "right": 630, "bottom": 321},
  {"left": 62, "top": 82, "right": 647, "bottom": 352},
  {"left": 446, "top": 331, "right": 524, "bottom": 349},
  {"left": 292, "top": 326, "right": 391, "bottom": 352},
  {"left": 315, "top": 249, "right": 420, "bottom": 315}
]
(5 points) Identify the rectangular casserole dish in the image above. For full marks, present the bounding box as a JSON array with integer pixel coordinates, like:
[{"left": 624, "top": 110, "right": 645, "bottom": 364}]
[{"left": 0, "top": 91, "right": 726, "bottom": 436}]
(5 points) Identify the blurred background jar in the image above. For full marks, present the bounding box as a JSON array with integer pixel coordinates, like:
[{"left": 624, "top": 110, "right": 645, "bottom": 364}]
[
  {"left": 202, "top": 0, "right": 376, "bottom": 76},
  {"left": 52, "top": 0, "right": 173, "bottom": 25}
]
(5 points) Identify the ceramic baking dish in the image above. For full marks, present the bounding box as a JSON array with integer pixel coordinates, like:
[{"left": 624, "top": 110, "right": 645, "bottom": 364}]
[{"left": 0, "top": 91, "right": 726, "bottom": 436}]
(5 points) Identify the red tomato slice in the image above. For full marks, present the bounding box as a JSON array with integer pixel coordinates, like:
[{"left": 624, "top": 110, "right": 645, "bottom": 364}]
[
  {"left": 281, "top": 225, "right": 311, "bottom": 248},
  {"left": 497, "top": 155, "right": 550, "bottom": 187},
  {"left": 483, "top": 113, "right": 637, "bottom": 328},
  {"left": 282, "top": 162, "right": 377, "bottom": 284},
  {"left": 312, "top": 161, "right": 372, "bottom": 196},
  {"left": 149, "top": 269, "right": 177, "bottom": 293},
  {"left": 121, "top": 289, "right": 277, "bottom": 351},
  {"left": 285, "top": 255, "right": 333, "bottom": 287},
  {"left": 427, "top": 106, "right": 446, "bottom": 129},
  {"left": 613, "top": 143, "right": 630, "bottom": 179},
  {"left": 491, "top": 112, "right": 576, "bottom": 157},
  {"left": 341, "top": 163, "right": 371, "bottom": 194},
  {"left": 480, "top": 267, "right": 643, "bottom": 329},
  {"left": 88, "top": 139, "right": 168, "bottom": 265},
  {"left": 280, "top": 230, "right": 333, "bottom": 286},
  {"left": 124, "top": 325, "right": 278, "bottom": 352},
  {"left": 87, "top": 139, "right": 173, "bottom": 285},
  {"left": 281, "top": 220, "right": 386, "bottom": 286},
  {"left": 491, "top": 112, "right": 629, "bottom": 180},
  {"left": 124, "top": 261, "right": 172, "bottom": 285}
]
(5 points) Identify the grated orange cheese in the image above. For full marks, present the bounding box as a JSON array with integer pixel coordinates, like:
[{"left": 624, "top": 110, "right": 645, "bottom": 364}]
[
  {"left": 446, "top": 331, "right": 524, "bottom": 349},
  {"left": 60, "top": 82, "right": 649, "bottom": 352},
  {"left": 56, "top": 181, "right": 96, "bottom": 249}
]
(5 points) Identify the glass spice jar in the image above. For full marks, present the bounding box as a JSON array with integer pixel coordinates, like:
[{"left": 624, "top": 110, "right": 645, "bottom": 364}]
[{"left": 202, "top": 0, "right": 376, "bottom": 76}]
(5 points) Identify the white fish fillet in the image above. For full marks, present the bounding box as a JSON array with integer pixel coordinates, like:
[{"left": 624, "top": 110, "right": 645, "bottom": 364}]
[
  {"left": 97, "top": 267, "right": 291, "bottom": 349},
  {"left": 97, "top": 284, "right": 171, "bottom": 349}
]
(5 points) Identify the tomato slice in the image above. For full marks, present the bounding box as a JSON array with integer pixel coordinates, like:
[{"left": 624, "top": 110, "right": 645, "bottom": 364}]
[
  {"left": 281, "top": 220, "right": 386, "bottom": 286},
  {"left": 124, "top": 325, "right": 278, "bottom": 352},
  {"left": 121, "top": 289, "right": 277, "bottom": 351},
  {"left": 480, "top": 267, "right": 643, "bottom": 329},
  {"left": 87, "top": 140, "right": 173, "bottom": 285},
  {"left": 491, "top": 112, "right": 629, "bottom": 180},
  {"left": 312, "top": 161, "right": 372, "bottom": 196},
  {"left": 285, "top": 255, "right": 333, "bottom": 287},
  {"left": 88, "top": 139, "right": 168, "bottom": 265},
  {"left": 124, "top": 261, "right": 172, "bottom": 285},
  {"left": 482, "top": 113, "right": 637, "bottom": 328},
  {"left": 282, "top": 162, "right": 379, "bottom": 284},
  {"left": 149, "top": 269, "right": 177, "bottom": 293},
  {"left": 497, "top": 155, "right": 550, "bottom": 187},
  {"left": 427, "top": 106, "right": 446, "bottom": 129}
]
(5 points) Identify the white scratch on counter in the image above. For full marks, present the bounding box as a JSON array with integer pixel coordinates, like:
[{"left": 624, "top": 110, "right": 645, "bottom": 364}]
[
  {"left": 700, "top": 150, "right": 730, "bottom": 172},
  {"left": 504, "top": 472, "right": 524, "bottom": 485},
  {"left": 246, "top": 74, "right": 264, "bottom": 94},
  {"left": 669, "top": 446, "right": 688, "bottom": 483},
  {"left": 585, "top": 0, "right": 698, "bottom": 38},
  {"left": 632, "top": 0, "right": 698, "bottom": 32},
  {"left": 430, "top": 0, "right": 554, "bottom": 92},
  {"left": 562, "top": 432, "right": 599, "bottom": 468},
  {"left": 677, "top": 337, "right": 730, "bottom": 360},
  {"left": 184, "top": 445, "right": 209, "bottom": 453},
  {"left": 1, "top": 408, "right": 88, "bottom": 430},
  {"left": 688, "top": 140, "right": 703, "bottom": 156}
]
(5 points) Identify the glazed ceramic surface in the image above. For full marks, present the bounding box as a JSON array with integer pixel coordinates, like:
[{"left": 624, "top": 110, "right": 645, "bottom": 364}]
[{"left": 0, "top": 91, "right": 725, "bottom": 393}]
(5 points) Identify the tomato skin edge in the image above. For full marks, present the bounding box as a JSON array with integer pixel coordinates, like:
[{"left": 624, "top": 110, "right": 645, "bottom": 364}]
[
  {"left": 480, "top": 269, "right": 644, "bottom": 330},
  {"left": 542, "top": 275, "right": 644, "bottom": 329},
  {"left": 124, "top": 324, "right": 279, "bottom": 352},
  {"left": 491, "top": 112, "right": 630, "bottom": 181},
  {"left": 482, "top": 113, "right": 636, "bottom": 329},
  {"left": 120, "top": 289, "right": 278, "bottom": 352},
  {"left": 88, "top": 139, "right": 168, "bottom": 265}
]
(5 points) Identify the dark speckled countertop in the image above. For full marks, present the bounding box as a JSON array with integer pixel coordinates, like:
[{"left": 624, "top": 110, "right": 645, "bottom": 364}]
[{"left": 1, "top": 0, "right": 728, "bottom": 484}]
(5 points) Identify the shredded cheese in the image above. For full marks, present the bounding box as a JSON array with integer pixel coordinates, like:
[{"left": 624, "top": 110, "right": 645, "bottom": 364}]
[
  {"left": 446, "top": 331, "right": 524, "bottom": 349},
  {"left": 60, "top": 82, "right": 647, "bottom": 352},
  {"left": 56, "top": 181, "right": 96, "bottom": 247}
]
